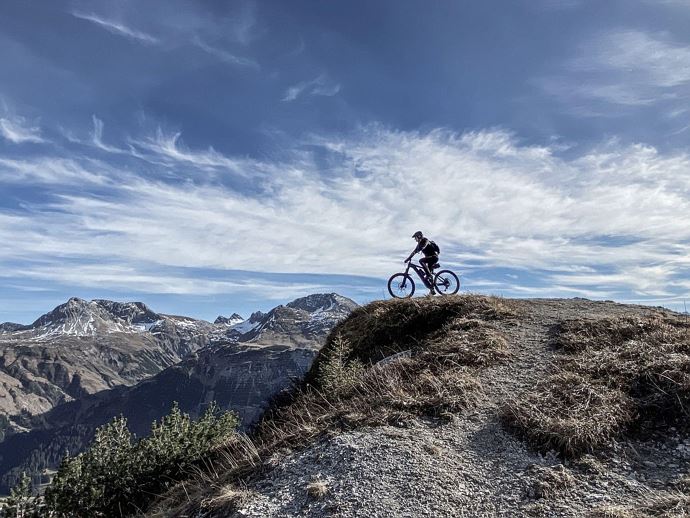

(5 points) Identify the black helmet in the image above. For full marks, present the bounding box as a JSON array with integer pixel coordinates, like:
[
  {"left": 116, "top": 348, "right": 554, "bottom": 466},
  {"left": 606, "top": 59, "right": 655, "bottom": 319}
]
[{"left": 412, "top": 231, "right": 423, "bottom": 239}]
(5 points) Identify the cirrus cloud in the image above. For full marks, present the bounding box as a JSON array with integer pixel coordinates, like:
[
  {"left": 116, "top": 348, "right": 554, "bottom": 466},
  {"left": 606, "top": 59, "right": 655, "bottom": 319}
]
[{"left": 1, "top": 125, "right": 689, "bottom": 305}]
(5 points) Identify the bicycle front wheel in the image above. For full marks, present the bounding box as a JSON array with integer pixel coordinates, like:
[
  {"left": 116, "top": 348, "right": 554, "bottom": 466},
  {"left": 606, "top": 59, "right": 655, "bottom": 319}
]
[
  {"left": 433, "top": 270, "right": 460, "bottom": 295},
  {"left": 387, "top": 273, "right": 415, "bottom": 298}
]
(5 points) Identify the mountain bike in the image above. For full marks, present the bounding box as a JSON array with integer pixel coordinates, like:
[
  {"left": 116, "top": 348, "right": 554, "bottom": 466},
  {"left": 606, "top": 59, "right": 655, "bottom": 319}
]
[{"left": 387, "top": 260, "right": 460, "bottom": 298}]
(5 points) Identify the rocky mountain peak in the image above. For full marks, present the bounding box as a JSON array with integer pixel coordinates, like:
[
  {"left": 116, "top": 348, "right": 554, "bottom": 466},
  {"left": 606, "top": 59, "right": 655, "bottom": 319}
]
[
  {"left": 28, "top": 298, "right": 161, "bottom": 336},
  {"left": 239, "top": 294, "right": 359, "bottom": 347},
  {"left": 0, "top": 322, "right": 28, "bottom": 333},
  {"left": 286, "top": 293, "right": 358, "bottom": 314},
  {"left": 92, "top": 300, "right": 160, "bottom": 324},
  {"left": 248, "top": 311, "right": 266, "bottom": 323},
  {"left": 214, "top": 313, "right": 244, "bottom": 325}
]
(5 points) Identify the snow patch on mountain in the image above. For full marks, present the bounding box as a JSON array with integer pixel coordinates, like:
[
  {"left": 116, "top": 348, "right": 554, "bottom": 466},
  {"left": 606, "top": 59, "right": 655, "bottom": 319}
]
[{"left": 214, "top": 313, "right": 244, "bottom": 326}]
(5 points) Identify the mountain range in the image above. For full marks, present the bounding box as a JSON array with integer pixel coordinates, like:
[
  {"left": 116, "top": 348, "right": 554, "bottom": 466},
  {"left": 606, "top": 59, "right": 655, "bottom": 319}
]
[{"left": 0, "top": 293, "right": 357, "bottom": 492}]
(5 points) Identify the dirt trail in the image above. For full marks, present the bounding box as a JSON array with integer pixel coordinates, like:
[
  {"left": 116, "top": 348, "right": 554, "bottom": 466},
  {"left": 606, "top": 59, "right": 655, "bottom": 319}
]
[{"left": 229, "top": 298, "right": 685, "bottom": 518}]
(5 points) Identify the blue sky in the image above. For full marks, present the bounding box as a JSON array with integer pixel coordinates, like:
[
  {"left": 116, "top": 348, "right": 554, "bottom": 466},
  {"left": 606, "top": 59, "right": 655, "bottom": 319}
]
[{"left": 2, "top": 0, "right": 690, "bottom": 323}]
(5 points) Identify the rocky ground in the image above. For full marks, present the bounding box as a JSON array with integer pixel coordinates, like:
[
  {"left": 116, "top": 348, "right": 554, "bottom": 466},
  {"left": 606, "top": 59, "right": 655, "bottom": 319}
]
[{"left": 228, "top": 298, "right": 689, "bottom": 517}]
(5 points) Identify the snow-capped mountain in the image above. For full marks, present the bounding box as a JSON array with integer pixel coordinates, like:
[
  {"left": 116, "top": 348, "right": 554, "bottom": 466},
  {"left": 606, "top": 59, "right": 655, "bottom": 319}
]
[
  {"left": 214, "top": 313, "right": 244, "bottom": 325},
  {"left": 0, "top": 293, "right": 358, "bottom": 493},
  {"left": 0, "top": 298, "right": 215, "bottom": 418},
  {"left": 0, "top": 293, "right": 356, "bottom": 418},
  {"left": 237, "top": 293, "right": 359, "bottom": 347},
  {"left": 23, "top": 297, "right": 162, "bottom": 339}
]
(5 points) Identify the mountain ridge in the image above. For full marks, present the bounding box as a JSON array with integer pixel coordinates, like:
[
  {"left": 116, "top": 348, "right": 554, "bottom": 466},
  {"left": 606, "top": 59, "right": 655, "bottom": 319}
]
[{"left": 0, "top": 292, "right": 358, "bottom": 493}]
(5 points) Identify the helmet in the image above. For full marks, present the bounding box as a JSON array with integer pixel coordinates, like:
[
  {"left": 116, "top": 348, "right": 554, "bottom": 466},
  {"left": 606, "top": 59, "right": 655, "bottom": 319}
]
[{"left": 412, "top": 231, "right": 423, "bottom": 239}]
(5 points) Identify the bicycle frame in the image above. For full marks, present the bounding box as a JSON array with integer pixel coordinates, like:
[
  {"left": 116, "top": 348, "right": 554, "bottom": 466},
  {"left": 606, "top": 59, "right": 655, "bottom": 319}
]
[{"left": 404, "top": 261, "right": 434, "bottom": 289}]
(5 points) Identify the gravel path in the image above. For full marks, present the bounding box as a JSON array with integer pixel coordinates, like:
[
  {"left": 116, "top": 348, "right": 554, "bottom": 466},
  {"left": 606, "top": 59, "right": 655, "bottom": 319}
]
[{"left": 228, "top": 298, "right": 687, "bottom": 518}]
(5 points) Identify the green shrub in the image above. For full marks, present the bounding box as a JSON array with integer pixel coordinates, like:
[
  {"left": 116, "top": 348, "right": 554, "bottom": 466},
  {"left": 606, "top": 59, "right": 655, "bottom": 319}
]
[
  {"left": 44, "top": 402, "right": 238, "bottom": 517},
  {"left": 4, "top": 472, "right": 41, "bottom": 518},
  {"left": 317, "top": 334, "right": 365, "bottom": 396}
]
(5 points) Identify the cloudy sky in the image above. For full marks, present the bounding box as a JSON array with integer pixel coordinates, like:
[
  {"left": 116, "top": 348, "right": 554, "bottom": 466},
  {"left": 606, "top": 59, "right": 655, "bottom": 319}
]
[{"left": 1, "top": 0, "right": 690, "bottom": 323}]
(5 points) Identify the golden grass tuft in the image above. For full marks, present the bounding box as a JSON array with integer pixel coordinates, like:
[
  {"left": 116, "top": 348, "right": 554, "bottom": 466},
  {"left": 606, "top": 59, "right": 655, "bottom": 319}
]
[
  {"left": 591, "top": 491, "right": 690, "bottom": 517},
  {"left": 504, "top": 315, "right": 690, "bottom": 456},
  {"left": 503, "top": 372, "right": 634, "bottom": 456},
  {"left": 527, "top": 464, "right": 575, "bottom": 500},
  {"left": 306, "top": 480, "right": 328, "bottom": 499},
  {"left": 200, "top": 485, "right": 252, "bottom": 511},
  {"left": 423, "top": 442, "right": 443, "bottom": 456}
]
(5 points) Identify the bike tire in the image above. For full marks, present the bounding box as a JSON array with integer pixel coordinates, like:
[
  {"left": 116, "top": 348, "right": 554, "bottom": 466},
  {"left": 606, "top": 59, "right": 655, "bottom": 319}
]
[
  {"left": 433, "top": 270, "right": 460, "bottom": 295},
  {"left": 387, "top": 273, "right": 415, "bottom": 299}
]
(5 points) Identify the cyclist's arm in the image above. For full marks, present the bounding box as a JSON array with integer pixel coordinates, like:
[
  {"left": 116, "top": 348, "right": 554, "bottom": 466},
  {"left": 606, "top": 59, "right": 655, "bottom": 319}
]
[{"left": 405, "top": 245, "right": 419, "bottom": 262}]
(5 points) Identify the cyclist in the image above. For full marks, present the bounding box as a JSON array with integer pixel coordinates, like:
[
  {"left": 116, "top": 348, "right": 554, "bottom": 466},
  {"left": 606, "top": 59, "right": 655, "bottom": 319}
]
[{"left": 405, "top": 231, "right": 440, "bottom": 293}]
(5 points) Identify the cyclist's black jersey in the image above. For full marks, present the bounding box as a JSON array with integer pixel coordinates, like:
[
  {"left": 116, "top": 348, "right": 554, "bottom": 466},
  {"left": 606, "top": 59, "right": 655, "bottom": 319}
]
[{"left": 415, "top": 238, "right": 438, "bottom": 257}]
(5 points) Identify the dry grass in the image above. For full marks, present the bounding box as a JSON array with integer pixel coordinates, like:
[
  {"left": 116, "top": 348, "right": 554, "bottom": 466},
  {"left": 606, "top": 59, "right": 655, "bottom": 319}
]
[
  {"left": 526, "top": 464, "right": 575, "bottom": 500},
  {"left": 306, "top": 479, "right": 328, "bottom": 499},
  {"left": 146, "top": 295, "right": 514, "bottom": 516},
  {"left": 255, "top": 360, "right": 482, "bottom": 447},
  {"left": 504, "top": 315, "right": 690, "bottom": 456},
  {"left": 424, "top": 317, "right": 511, "bottom": 368},
  {"left": 423, "top": 442, "right": 443, "bottom": 456},
  {"left": 308, "top": 294, "right": 517, "bottom": 375},
  {"left": 199, "top": 485, "right": 252, "bottom": 511},
  {"left": 591, "top": 492, "right": 690, "bottom": 517},
  {"left": 503, "top": 372, "right": 634, "bottom": 456}
]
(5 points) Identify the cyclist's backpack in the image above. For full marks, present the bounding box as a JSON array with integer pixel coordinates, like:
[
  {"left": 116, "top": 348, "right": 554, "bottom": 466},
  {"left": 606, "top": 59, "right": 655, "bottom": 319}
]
[{"left": 429, "top": 240, "right": 440, "bottom": 254}]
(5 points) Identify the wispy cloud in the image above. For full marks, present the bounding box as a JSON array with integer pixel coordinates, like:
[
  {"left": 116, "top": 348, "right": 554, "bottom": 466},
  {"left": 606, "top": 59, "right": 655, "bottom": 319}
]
[
  {"left": 128, "top": 128, "right": 248, "bottom": 174},
  {"left": 3, "top": 126, "right": 690, "bottom": 305},
  {"left": 576, "top": 30, "right": 690, "bottom": 89},
  {"left": 90, "top": 115, "right": 124, "bottom": 154},
  {"left": 2, "top": 263, "right": 331, "bottom": 298},
  {"left": 0, "top": 156, "right": 111, "bottom": 186},
  {"left": 0, "top": 116, "right": 45, "bottom": 144},
  {"left": 282, "top": 75, "right": 341, "bottom": 102},
  {"left": 538, "top": 29, "right": 690, "bottom": 113},
  {"left": 72, "top": 12, "right": 159, "bottom": 45},
  {"left": 192, "top": 37, "right": 258, "bottom": 69}
]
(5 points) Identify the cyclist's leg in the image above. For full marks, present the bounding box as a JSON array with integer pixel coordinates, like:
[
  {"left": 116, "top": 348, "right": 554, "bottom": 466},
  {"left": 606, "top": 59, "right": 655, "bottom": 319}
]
[
  {"left": 419, "top": 256, "right": 431, "bottom": 277},
  {"left": 419, "top": 257, "right": 434, "bottom": 293}
]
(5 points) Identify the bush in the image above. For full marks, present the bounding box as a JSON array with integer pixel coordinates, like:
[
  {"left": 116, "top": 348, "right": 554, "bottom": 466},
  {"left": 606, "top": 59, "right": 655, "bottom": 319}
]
[
  {"left": 317, "top": 334, "right": 365, "bottom": 396},
  {"left": 44, "top": 402, "right": 238, "bottom": 517},
  {"left": 4, "top": 472, "right": 41, "bottom": 518}
]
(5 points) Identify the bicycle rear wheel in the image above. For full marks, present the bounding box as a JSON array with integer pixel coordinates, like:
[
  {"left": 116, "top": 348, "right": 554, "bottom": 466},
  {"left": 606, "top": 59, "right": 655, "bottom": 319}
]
[
  {"left": 433, "top": 270, "right": 460, "bottom": 295},
  {"left": 387, "top": 273, "right": 415, "bottom": 298}
]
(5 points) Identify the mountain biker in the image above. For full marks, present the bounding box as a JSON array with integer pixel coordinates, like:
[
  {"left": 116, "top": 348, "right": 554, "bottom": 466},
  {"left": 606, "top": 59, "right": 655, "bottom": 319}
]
[{"left": 405, "top": 231, "right": 440, "bottom": 293}]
